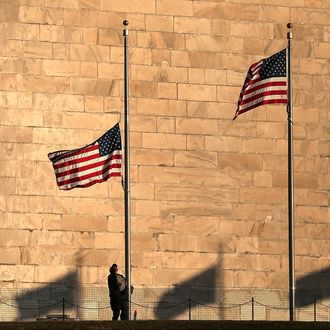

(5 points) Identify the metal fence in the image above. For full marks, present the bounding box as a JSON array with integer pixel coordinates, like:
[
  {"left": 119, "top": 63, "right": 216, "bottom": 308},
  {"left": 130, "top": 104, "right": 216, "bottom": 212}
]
[
  {"left": 0, "top": 287, "right": 330, "bottom": 322},
  {"left": 0, "top": 297, "right": 330, "bottom": 321}
]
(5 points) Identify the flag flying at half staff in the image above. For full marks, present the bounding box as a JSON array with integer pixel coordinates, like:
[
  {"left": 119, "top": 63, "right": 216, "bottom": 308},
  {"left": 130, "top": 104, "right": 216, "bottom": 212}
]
[
  {"left": 233, "top": 49, "right": 287, "bottom": 119},
  {"left": 48, "top": 123, "right": 122, "bottom": 190}
]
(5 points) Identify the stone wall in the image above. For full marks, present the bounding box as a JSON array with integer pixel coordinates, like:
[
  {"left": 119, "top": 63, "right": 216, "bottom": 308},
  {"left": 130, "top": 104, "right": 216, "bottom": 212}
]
[{"left": 0, "top": 0, "right": 329, "bottom": 318}]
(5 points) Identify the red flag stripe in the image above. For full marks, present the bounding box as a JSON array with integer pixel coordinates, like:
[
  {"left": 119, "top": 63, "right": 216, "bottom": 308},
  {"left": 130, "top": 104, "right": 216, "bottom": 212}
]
[
  {"left": 58, "top": 164, "right": 121, "bottom": 187},
  {"left": 54, "top": 150, "right": 122, "bottom": 174},
  {"left": 53, "top": 152, "right": 100, "bottom": 170},
  {"left": 56, "top": 154, "right": 122, "bottom": 179},
  {"left": 242, "top": 81, "right": 286, "bottom": 97},
  {"left": 237, "top": 99, "right": 287, "bottom": 115},
  {"left": 60, "top": 172, "right": 122, "bottom": 190},
  {"left": 48, "top": 144, "right": 99, "bottom": 164},
  {"left": 240, "top": 90, "right": 287, "bottom": 106}
]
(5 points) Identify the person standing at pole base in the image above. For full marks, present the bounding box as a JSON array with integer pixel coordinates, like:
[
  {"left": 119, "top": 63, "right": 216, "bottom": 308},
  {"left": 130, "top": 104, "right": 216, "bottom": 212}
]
[{"left": 108, "top": 264, "right": 133, "bottom": 320}]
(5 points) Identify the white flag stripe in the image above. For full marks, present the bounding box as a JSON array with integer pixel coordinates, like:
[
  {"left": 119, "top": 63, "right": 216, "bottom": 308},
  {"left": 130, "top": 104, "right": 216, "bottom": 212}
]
[
  {"left": 57, "top": 158, "right": 122, "bottom": 182},
  {"left": 59, "top": 168, "right": 121, "bottom": 189},
  {"left": 55, "top": 150, "right": 122, "bottom": 174},
  {"left": 244, "top": 77, "right": 286, "bottom": 93},
  {"left": 239, "top": 94, "right": 287, "bottom": 111},
  {"left": 251, "top": 61, "right": 263, "bottom": 75},
  {"left": 54, "top": 147, "right": 99, "bottom": 167},
  {"left": 48, "top": 144, "right": 98, "bottom": 163},
  {"left": 241, "top": 85, "right": 286, "bottom": 102}
]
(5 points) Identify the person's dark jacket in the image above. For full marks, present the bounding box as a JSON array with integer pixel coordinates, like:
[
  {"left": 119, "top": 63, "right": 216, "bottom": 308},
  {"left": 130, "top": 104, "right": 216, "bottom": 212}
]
[{"left": 108, "top": 273, "right": 126, "bottom": 302}]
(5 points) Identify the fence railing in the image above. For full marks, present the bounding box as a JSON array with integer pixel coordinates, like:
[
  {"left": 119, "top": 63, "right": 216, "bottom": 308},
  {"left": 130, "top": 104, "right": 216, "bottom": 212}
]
[{"left": 1, "top": 297, "right": 330, "bottom": 322}]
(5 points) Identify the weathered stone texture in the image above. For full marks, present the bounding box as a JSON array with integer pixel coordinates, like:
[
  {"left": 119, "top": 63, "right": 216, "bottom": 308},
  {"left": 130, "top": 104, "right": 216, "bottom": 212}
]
[{"left": 0, "top": 1, "right": 328, "bottom": 313}]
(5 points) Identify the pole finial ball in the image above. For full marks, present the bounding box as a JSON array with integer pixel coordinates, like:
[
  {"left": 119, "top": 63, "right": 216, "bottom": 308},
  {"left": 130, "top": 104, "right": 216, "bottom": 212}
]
[
  {"left": 287, "top": 23, "right": 293, "bottom": 29},
  {"left": 123, "top": 20, "right": 129, "bottom": 26}
]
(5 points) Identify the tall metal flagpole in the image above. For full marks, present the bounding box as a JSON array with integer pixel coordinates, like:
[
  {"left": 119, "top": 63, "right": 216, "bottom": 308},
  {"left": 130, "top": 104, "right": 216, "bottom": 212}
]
[
  {"left": 287, "top": 23, "right": 295, "bottom": 322},
  {"left": 123, "top": 19, "right": 131, "bottom": 320}
]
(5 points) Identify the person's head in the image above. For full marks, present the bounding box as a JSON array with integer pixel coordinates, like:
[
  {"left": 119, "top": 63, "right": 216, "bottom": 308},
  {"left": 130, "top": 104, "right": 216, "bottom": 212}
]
[{"left": 110, "top": 264, "right": 118, "bottom": 275}]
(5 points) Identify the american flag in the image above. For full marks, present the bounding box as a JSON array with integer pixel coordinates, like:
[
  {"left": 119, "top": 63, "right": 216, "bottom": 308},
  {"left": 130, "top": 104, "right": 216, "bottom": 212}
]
[
  {"left": 233, "top": 49, "right": 287, "bottom": 120},
  {"left": 48, "top": 123, "right": 122, "bottom": 190}
]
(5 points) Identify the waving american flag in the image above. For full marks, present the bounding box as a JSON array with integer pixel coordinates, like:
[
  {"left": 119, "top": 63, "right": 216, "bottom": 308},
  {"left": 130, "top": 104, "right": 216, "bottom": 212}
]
[
  {"left": 233, "top": 49, "right": 287, "bottom": 119},
  {"left": 48, "top": 123, "right": 122, "bottom": 190}
]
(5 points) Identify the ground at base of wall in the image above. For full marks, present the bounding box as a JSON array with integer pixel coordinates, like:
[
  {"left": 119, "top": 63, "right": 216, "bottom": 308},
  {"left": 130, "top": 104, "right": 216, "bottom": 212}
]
[{"left": 0, "top": 320, "right": 329, "bottom": 330}]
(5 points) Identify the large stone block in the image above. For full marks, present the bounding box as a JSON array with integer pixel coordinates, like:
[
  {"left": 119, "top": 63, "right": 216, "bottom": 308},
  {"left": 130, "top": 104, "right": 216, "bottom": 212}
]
[
  {"left": 176, "top": 118, "right": 218, "bottom": 135},
  {"left": 157, "top": 82, "right": 177, "bottom": 99},
  {"left": 175, "top": 252, "right": 219, "bottom": 269},
  {"left": 0, "top": 229, "right": 30, "bottom": 247},
  {"left": 137, "top": 98, "right": 186, "bottom": 116},
  {"left": 52, "top": 43, "right": 70, "bottom": 61},
  {"left": 103, "top": 0, "right": 155, "bottom": 14},
  {"left": 197, "top": 236, "right": 236, "bottom": 254},
  {"left": 156, "top": 0, "right": 193, "bottom": 16},
  {"left": 219, "top": 153, "right": 263, "bottom": 171},
  {"left": 240, "top": 187, "right": 285, "bottom": 205},
  {"left": 205, "top": 136, "right": 241, "bottom": 152},
  {"left": 63, "top": 8, "right": 98, "bottom": 26},
  {"left": 194, "top": 2, "right": 260, "bottom": 20},
  {"left": 174, "top": 17, "right": 211, "bottom": 34},
  {"left": 157, "top": 117, "right": 175, "bottom": 133},
  {"left": 42, "top": 60, "right": 80, "bottom": 77},
  {"left": 130, "top": 80, "right": 157, "bottom": 98},
  {"left": 131, "top": 267, "right": 154, "bottom": 286},
  {"left": 230, "top": 21, "right": 273, "bottom": 38},
  {"left": 70, "top": 44, "right": 109, "bottom": 62},
  {"left": 62, "top": 215, "right": 107, "bottom": 232},
  {"left": 75, "top": 250, "right": 109, "bottom": 266},
  {"left": 175, "top": 150, "right": 217, "bottom": 168},
  {"left": 0, "top": 265, "right": 34, "bottom": 283},
  {"left": 94, "top": 232, "right": 124, "bottom": 249},
  {"left": 178, "top": 83, "right": 216, "bottom": 101},
  {"left": 0, "top": 247, "right": 20, "bottom": 264},
  {"left": 137, "top": 31, "right": 185, "bottom": 50},
  {"left": 81, "top": 61, "right": 97, "bottom": 77},
  {"left": 132, "top": 148, "right": 174, "bottom": 166},
  {"left": 70, "top": 78, "right": 116, "bottom": 96},
  {"left": 131, "top": 182, "right": 155, "bottom": 200},
  {"left": 155, "top": 183, "right": 238, "bottom": 203},
  {"left": 34, "top": 265, "right": 71, "bottom": 283},
  {"left": 0, "top": 73, "right": 17, "bottom": 91},
  {"left": 77, "top": 266, "right": 99, "bottom": 284},
  {"left": 235, "top": 271, "right": 268, "bottom": 288},
  {"left": 32, "top": 93, "right": 84, "bottom": 111},
  {"left": 23, "top": 76, "right": 70, "bottom": 93},
  {"left": 146, "top": 14, "right": 173, "bottom": 32},
  {"left": 161, "top": 201, "right": 231, "bottom": 218},
  {"left": 142, "top": 132, "right": 185, "bottom": 150},
  {"left": 40, "top": 25, "right": 81, "bottom": 43},
  {"left": 134, "top": 200, "right": 161, "bottom": 217},
  {"left": 23, "top": 41, "right": 52, "bottom": 59},
  {"left": 186, "top": 34, "right": 243, "bottom": 53},
  {"left": 153, "top": 268, "right": 175, "bottom": 286},
  {"left": 158, "top": 234, "right": 197, "bottom": 252},
  {"left": 132, "top": 232, "right": 158, "bottom": 251},
  {"left": 187, "top": 135, "right": 204, "bottom": 151},
  {"left": 19, "top": 6, "right": 63, "bottom": 24},
  {"left": 152, "top": 49, "right": 171, "bottom": 65}
]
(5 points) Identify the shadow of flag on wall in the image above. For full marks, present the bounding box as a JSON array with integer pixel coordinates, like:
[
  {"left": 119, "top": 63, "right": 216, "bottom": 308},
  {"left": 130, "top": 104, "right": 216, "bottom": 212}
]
[{"left": 295, "top": 266, "right": 330, "bottom": 307}]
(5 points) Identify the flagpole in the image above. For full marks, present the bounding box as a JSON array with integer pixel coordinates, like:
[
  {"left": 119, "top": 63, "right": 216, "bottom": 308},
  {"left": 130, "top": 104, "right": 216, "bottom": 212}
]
[
  {"left": 287, "top": 22, "right": 295, "bottom": 322},
  {"left": 123, "top": 19, "right": 131, "bottom": 320}
]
